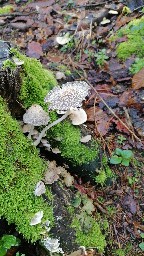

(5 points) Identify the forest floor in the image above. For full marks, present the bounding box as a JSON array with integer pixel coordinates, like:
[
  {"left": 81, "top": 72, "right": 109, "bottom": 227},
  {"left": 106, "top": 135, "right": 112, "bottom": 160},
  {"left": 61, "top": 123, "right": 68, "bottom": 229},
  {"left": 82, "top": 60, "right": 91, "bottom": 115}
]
[{"left": 0, "top": 0, "right": 144, "bottom": 256}]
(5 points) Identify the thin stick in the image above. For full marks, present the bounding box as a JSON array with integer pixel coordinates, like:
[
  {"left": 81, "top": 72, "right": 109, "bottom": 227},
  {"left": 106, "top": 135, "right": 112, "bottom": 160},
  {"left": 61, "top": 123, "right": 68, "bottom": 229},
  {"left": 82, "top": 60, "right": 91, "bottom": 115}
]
[{"left": 85, "top": 80, "right": 142, "bottom": 142}]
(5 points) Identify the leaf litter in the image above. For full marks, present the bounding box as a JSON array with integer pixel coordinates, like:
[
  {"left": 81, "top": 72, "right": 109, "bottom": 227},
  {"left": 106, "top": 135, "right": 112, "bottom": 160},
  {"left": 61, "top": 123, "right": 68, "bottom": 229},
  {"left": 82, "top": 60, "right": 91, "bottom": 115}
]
[{"left": 0, "top": 0, "right": 144, "bottom": 255}]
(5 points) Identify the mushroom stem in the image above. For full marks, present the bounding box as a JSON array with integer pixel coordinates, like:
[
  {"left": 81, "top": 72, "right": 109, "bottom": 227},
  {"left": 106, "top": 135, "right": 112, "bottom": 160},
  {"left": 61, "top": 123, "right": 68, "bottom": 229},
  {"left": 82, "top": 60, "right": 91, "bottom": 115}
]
[
  {"left": 28, "top": 124, "right": 34, "bottom": 139},
  {"left": 33, "top": 111, "right": 70, "bottom": 147}
]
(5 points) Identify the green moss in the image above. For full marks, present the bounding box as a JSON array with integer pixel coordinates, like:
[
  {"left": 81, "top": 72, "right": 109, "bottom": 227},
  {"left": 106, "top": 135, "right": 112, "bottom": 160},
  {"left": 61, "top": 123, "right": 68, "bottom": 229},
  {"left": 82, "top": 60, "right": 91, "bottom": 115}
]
[
  {"left": 2, "top": 59, "right": 17, "bottom": 70},
  {"left": 129, "top": 57, "right": 144, "bottom": 74},
  {"left": 0, "top": 97, "right": 54, "bottom": 242},
  {"left": 115, "top": 17, "right": 144, "bottom": 60},
  {"left": 71, "top": 215, "right": 106, "bottom": 252},
  {"left": 95, "top": 154, "right": 114, "bottom": 185},
  {"left": 0, "top": 5, "right": 13, "bottom": 14},
  {"left": 48, "top": 112, "right": 99, "bottom": 165},
  {"left": 11, "top": 49, "right": 57, "bottom": 109}
]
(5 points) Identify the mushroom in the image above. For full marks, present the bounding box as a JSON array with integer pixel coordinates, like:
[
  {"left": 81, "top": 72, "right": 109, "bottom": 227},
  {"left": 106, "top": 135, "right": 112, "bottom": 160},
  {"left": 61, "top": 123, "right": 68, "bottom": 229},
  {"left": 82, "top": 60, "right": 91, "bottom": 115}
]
[
  {"left": 30, "top": 210, "right": 43, "bottom": 226},
  {"left": 56, "top": 32, "right": 72, "bottom": 45},
  {"left": 34, "top": 181, "right": 46, "bottom": 196},
  {"left": 33, "top": 81, "right": 90, "bottom": 146},
  {"left": 42, "top": 237, "right": 63, "bottom": 253},
  {"left": 108, "top": 10, "right": 118, "bottom": 15},
  {"left": 69, "top": 107, "right": 87, "bottom": 125},
  {"left": 23, "top": 104, "right": 50, "bottom": 139},
  {"left": 100, "top": 17, "right": 111, "bottom": 25}
]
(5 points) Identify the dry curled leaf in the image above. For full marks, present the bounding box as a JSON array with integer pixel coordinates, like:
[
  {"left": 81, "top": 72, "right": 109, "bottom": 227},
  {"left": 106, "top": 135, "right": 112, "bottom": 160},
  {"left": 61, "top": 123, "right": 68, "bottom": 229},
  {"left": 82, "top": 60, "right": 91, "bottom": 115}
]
[{"left": 132, "top": 67, "right": 144, "bottom": 90}]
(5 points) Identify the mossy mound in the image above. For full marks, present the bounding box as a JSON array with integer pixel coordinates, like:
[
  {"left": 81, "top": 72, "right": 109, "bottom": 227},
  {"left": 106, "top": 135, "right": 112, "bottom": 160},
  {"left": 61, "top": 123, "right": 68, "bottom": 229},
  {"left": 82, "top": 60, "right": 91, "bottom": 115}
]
[
  {"left": 11, "top": 49, "right": 57, "bottom": 109},
  {"left": 48, "top": 112, "right": 99, "bottom": 166},
  {"left": 67, "top": 205, "right": 107, "bottom": 253},
  {"left": 0, "top": 96, "right": 54, "bottom": 242},
  {"left": 114, "top": 16, "right": 144, "bottom": 60},
  {"left": 72, "top": 216, "right": 106, "bottom": 252},
  {"left": 10, "top": 50, "right": 99, "bottom": 167}
]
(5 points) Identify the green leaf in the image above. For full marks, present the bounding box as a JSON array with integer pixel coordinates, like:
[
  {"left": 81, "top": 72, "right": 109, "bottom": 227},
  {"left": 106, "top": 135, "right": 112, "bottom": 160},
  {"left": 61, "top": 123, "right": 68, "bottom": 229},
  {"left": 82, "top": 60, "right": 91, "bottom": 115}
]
[
  {"left": 1, "top": 235, "right": 18, "bottom": 249},
  {"left": 0, "top": 247, "right": 7, "bottom": 256},
  {"left": 110, "top": 155, "right": 122, "bottom": 164},
  {"left": 139, "top": 242, "right": 144, "bottom": 251},
  {"left": 121, "top": 159, "right": 130, "bottom": 166},
  {"left": 115, "top": 148, "right": 123, "bottom": 156},
  {"left": 72, "top": 196, "right": 81, "bottom": 208},
  {"left": 140, "top": 233, "right": 144, "bottom": 238},
  {"left": 122, "top": 150, "right": 133, "bottom": 159}
]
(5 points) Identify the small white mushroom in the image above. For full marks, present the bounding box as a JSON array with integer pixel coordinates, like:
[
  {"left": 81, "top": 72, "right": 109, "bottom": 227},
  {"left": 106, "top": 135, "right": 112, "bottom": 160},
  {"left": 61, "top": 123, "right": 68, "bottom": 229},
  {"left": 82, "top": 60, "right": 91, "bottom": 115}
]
[
  {"left": 100, "top": 17, "right": 111, "bottom": 25},
  {"left": 108, "top": 10, "right": 118, "bottom": 15},
  {"left": 23, "top": 104, "right": 50, "bottom": 139},
  {"left": 56, "top": 32, "right": 72, "bottom": 45},
  {"left": 56, "top": 71, "right": 66, "bottom": 80},
  {"left": 69, "top": 108, "right": 87, "bottom": 125},
  {"left": 42, "top": 237, "right": 64, "bottom": 253},
  {"left": 13, "top": 57, "right": 24, "bottom": 66},
  {"left": 34, "top": 181, "right": 46, "bottom": 196},
  {"left": 80, "top": 134, "right": 92, "bottom": 143},
  {"left": 30, "top": 211, "right": 43, "bottom": 226}
]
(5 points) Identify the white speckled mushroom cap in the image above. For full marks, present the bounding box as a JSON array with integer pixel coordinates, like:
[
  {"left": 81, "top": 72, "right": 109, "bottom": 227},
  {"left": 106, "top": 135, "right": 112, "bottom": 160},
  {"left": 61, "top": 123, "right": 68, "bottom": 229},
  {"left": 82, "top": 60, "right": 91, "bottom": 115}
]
[
  {"left": 23, "top": 104, "right": 50, "bottom": 126},
  {"left": 44, "top": 81, "right": 90, "bottom": 111},
  {"left": 69, "top": 107, "right": 87, "bottom": 125}
]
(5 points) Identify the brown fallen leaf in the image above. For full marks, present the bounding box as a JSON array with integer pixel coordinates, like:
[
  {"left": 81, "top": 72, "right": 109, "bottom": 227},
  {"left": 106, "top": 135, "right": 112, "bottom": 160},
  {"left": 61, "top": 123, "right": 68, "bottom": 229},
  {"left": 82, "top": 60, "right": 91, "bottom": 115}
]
[
  {"left": 86, "top": 106, "right": 111, "bottom": 136},
  {"left": 26, "top": 41, "right": 43, "bottom": 59},
  {"left": 132, "top": 67, "right": 144, "bottom": 89}
]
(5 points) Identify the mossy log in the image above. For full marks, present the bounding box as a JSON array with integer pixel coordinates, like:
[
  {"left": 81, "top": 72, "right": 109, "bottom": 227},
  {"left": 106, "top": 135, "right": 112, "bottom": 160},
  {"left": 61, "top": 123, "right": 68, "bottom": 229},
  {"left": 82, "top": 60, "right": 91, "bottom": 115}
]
[
  {"left": 0, "top": 43, "right": 102, "bottom": 181},
  {"left": 0, "top": 43, "right": 107, "bottom": 253}
]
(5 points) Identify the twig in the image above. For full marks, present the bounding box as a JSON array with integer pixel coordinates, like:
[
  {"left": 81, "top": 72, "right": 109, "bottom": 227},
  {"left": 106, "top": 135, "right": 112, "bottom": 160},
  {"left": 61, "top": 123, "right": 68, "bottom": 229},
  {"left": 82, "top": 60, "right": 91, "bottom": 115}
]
[
  {"left": 113, "top": 224, "right": 121, "bottom": 248},
  {"left": 76, "top": 1, "right": 112, "bottom": 9},
  {"left": 94, "top": 201, "right": 107, "bottom": 214},
  {"left": 85, "top": 80, "right": 142, "bottom": 142},
  {"left": 0, "top": 11, "right": 37, "bottom": 17}
]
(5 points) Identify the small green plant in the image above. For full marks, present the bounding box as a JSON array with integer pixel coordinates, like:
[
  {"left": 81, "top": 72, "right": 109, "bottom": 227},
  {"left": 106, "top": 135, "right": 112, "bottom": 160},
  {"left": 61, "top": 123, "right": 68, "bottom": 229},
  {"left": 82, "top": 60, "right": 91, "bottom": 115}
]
[
  {"left": 122, "top": 6, "right": 131, "bottom": 15},
  {"left": 66, "top": 0, "right": 75, "bottom": 9},
  {"left": 129, "top": 58, "right": 144, "bottom": 74},
  {"left": 60, "top": 40, "right": 75, "bottom": 53},
  {"left": 16, "top": 252, "right": 25, "bottom": 256},
  {"left": 139, "top": 233, "right": 144, "bottom": 251},
  {"left": 127, "top": 176, "right": 138, "bottom": 186},
  {"left": 95, "top": 49, "right": 109, "bottom": 67},
  {"left": 117, "top": 135, "right": 127, "bottom": 145},
  {"left": 0, "top": 235, "right": 20, "bottom": 256},
  {"left": 0, "top": 5, "right": 13, "bottom": 15},
  {"left": 110, "top": 148, "right": 133, "bottom": 166},
  {"left": 106, "top": 205, "right": 116, "bottom": 217},
  {"left": 84, "top": 49, "right": 94, "bottom": 62}
]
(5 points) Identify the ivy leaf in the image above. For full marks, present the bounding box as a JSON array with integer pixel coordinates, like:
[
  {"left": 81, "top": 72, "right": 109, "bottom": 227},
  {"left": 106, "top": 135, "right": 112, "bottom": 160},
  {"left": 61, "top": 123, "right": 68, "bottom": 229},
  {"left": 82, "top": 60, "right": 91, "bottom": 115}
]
[
  {"left": 72, "top": 196, "right": 81, "bottom": 208},
  {"left": 139, "top": 242, "right": 144, "bottom": 251},
  {"left": 122, "top": 150, "right": 133, "bottom": 159},
  {"left": 0, "top": 247, "right": 7, "bottom": 256},
  {"left": 1, "top": 235, "right": 18, "bottom": 249},
  {"left": 110, "top": 155, "right": 122, "bottom": 164},
  {"left": 140, "top": 233, "right": 144, "bottom": 238},
  {"left": 115, "top": 148, "right": 123, "bottom": 156},
  {"left": 121, "top": 158, "right": 130, "bottom": 166}
]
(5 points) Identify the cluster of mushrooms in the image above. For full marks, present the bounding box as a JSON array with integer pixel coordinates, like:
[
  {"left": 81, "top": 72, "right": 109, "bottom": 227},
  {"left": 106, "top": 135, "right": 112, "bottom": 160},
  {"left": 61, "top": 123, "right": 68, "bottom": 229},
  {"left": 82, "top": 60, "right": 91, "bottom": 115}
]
[{"left": 23, "top": 81, "right": 90, "bottom": 147}]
